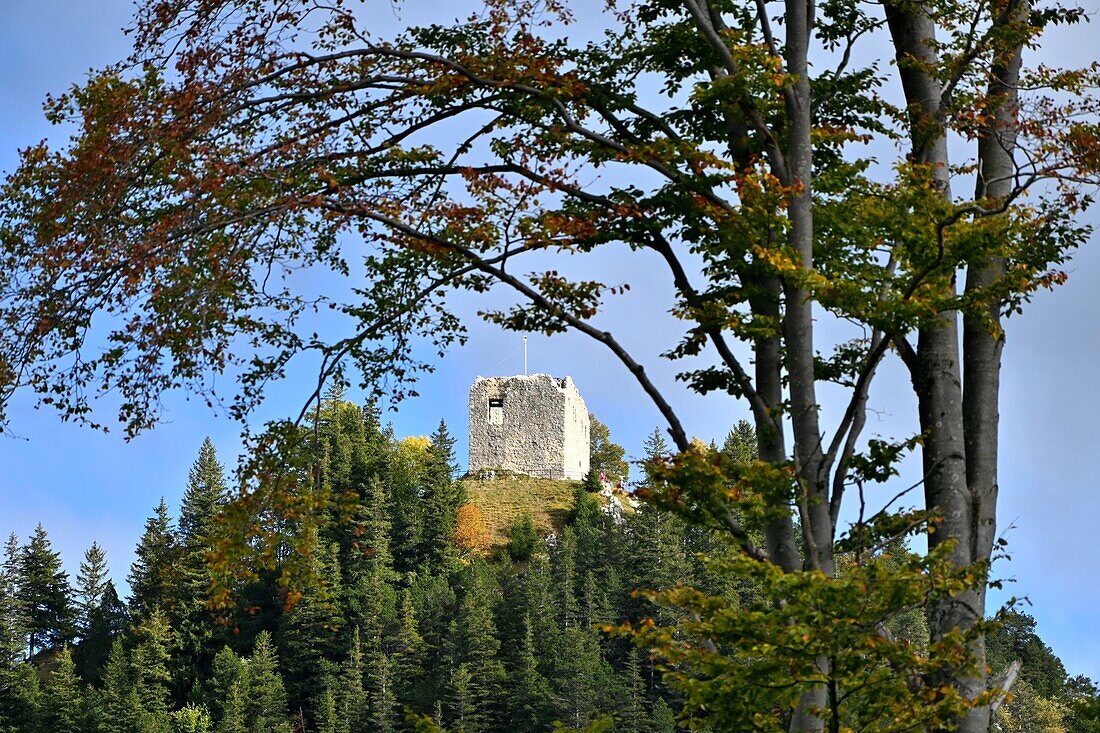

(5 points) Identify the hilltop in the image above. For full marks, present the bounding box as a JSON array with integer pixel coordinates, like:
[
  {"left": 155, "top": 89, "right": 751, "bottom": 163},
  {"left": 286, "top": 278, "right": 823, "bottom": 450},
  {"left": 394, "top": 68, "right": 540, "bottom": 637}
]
[{"left": 460, "top": 474, "right": 634, "bottom": 547}]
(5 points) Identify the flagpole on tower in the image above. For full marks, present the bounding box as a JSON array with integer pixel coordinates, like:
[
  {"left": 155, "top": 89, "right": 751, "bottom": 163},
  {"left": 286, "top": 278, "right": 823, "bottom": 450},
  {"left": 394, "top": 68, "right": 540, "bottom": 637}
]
[{"left": 523, "top": 335, "right": 528, "bottom": 375}]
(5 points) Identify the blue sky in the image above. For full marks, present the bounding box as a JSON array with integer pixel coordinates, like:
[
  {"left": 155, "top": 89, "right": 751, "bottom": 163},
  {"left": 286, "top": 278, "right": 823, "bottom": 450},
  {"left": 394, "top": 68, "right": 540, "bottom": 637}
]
[{"left": 2, "top": 0, "right": 1099, "bottom": 682}]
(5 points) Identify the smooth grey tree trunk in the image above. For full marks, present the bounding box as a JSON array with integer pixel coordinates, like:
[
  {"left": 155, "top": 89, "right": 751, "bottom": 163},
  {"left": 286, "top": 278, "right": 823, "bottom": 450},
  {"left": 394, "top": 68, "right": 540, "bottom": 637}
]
[
  {"left": 781, "top": 2, "right": 831, "bottom": 730},
  {"left": 884, "top": 5, "right": 984, "bottom": 731},
  {"left": 963, "top": 4, "right": 1027, "bottom": 732},
  {"left": 885, "top": 2, "right": 1027, "bottom": 731}
]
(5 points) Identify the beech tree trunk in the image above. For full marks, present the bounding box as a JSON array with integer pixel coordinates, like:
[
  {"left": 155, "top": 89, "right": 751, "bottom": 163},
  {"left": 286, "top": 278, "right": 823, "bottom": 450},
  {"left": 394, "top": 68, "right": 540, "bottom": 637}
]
[
  {"left": 782, "top": 2, "right": 831, "bottom": 730},
  {"left": 885, "top": 2, "right": 1027, "bottom": 731},
  {"left": 884, "top": 3, "right": 985, "bottom": 728}
]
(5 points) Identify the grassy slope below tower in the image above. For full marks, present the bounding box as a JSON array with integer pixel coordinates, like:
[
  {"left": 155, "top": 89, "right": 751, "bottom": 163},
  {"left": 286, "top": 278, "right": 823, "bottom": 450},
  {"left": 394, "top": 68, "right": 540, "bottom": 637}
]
[{"left": 460, "top": 474, "right": 634, "bottom": 547}]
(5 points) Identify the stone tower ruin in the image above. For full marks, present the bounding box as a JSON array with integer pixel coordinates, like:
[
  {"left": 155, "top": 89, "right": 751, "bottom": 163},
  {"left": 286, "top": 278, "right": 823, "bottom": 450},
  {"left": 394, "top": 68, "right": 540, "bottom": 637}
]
[{"left": 468, "top": 374, "right": 590, "bottom": 480}]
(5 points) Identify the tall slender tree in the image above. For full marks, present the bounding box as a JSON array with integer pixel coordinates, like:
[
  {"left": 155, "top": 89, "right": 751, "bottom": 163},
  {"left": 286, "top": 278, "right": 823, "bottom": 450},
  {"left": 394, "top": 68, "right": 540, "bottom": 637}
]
[
  {"left": 179, "top": 438, "right": 228, "bottom": 552},
  {"left": 277, "top": 541, "right": 344, "bottom": 716},
  {"left": 99, "top": 640, "right": 141, "bottom": 733},
  {"left": 0, "top": 539, "right": 24, "bottom": 669},
  {"left": 315, "top": 682, "right": 338, "bottom": 733},
  {"left": 390, "top": 589, "right": 426, "bottom": 716},
  {"left": 344, "top": 475, "right": 398, "bottom": 636},
  {"left": 420, "top": 420, "right": 463, "bottom": 570},
  {"left": 551, "top": 624, "right": 610, "bottom": 730},
  {"left": 76, "top": 541, "right": 109, "bottom": 637},
  {"left": 335, "top": 628, "right": 368, "bottom": 733},
  {"left": 244, "top": 632, "right": 289, "bottom": 732},
  {"left": 450, "top": 563, "right": 505, "bottom": 733},
  {"left": 131, "top": 609, "right": 175, "bottom": 733},
  {"left": 42, "top": 645, "right": 85, "bottom": 733},
  {"left": 17, "top": 524, "right": 75, "bottom": 656},
  {"left": 75, "top": 539, "right": 108, "bottom": 625},
  {"left": 386, "top": 438, "right": 428, "bottom": 574},
  {"left": 174, "top": 441, "right": 230, "bottom": 710},
  {"left": 210, "top": 646, "right": 247, "bottom": 733},
  {"left": 128, "top": 500, "right": 180, "bottom": 620},
  {"left": 77, "top": 580, "right": 128, "bottom": 685},
  {"left": 505, "top": 613, "right": 553, "bottom": 733},
  {"left": 629, "top": 431, "right": 690, "bottom": 621},
  {"left": 365, "top": 646, "right": 395, "bottom": 733}
]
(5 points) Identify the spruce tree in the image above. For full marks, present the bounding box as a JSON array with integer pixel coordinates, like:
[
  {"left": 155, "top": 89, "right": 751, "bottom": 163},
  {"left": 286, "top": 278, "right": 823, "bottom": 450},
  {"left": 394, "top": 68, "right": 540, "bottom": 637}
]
[
  {"left": 336, "top": 628, "right": 368, "bottom": 733},
  {"left": 179, "top": 438, "right": 229, "bottom": 549},
  {"left": 551, "top": 625, "right": 610, "bottom": 731},
  {"left": 640, "top": 428, "right": 671, "bottom": 473},
  {"left": 581, "top": 467, "right": 602, "bottom": 493},
  {"left": 580, "top": 569, "right": 614, "bottom": 630},
  {"left": 99, "top": 639, "right": 141, "bottom": 733},
  {"left": 406, "top": 572, "right": 456, "bottom": 719},
  {"left": 0, "top": 542, "right": 25, "bottom": 669},
  {"left": 2, "top": 535, "right": 20, "bottom": 591},
  {"left": 175, "top": 440, "right": 232, "bottom": 707},
  {"left": 721, "top": 419, "right": 758, "bottom": 464},
  {"left": 568, "top": 487, "right": 611, "bottom": 562},
  {"left": 77, "top": 580, "right": 128, "bottom": 685},
  {"left": 628, "top": 467, "right": 690, "bottom": 626},
  {"left": 358, "top": 399, "right": 391, "bottom": 479},
  {"left": 649, "top": 698, "right": 677, "bottom": 733},
  {"left": 360, "top": 477, "right": 394, "bottom": 574},
  {"left": 131, "top": 609, "right": 174, "bottom": 733},
  {"left": 553, "top": 527, "right": 580, "bottom": 631},
  {"left": 616, "top": 648, "right": 649, "bottom": 733},
  {"left": 365, "top": 646, "right": 395, "bottom": 733},
  {"left": 343, "top": 476, "right": 397, "bottom": 634},
  {"left": 520, "top": 558, "right": 560, "bottom": 665},
  {"left": 548, "top": 522, "right": 613, "bottom": 729},
  {"left": 447, "top": 664, "right": 474, "bottom": 733},
  {"left": 244, "top": 632, "right": 289, "bottom": 732},
  {"left": 449, "top": 562, "right": 505, "bottom": 733},
  {"left": 128, "top": 499, "right": 180, "bottom": 619},
  {"left": 504, "top": 514, "right": 539, "bottom": 563},
  {"left": 314, "top": 393, "right": 391, "bottom": 573},
  {"left": 506, "top": 613, "right": 553, "bottom": 732},
  {"left": 42, "top": 645, "right": 84, "bottom": 733},
  {"left": 567, "top": 485, "right": 626, "bottom": 612},
  {"left": 386, "top": 438, "right": 426, "bottom": 575},
  {"left": 76, "top": 541, "right": 109, "bottom": 637},
  {"left": 277, "top": 541, "right": 343, "bottom": 716},
  {"left": 17, "top": 524, "right": 75, "bottom": 656},
  {"left": 0, "top": 662, "right": 40, "bottom": 732},
  {"left": 420, "top": 420, "right": 463, "bottom": 570},
  {"left": 315, "top": 682, "right": 338, "bottom": 733},
  {"left": 216, "top": 690, "right": 247, "bottom": 733},
  {"left": 210, "top": 647, "right": 247, "bottom": 733},
  {"left": 390, "top": 588, "right": 426, "bottom": 714},
  {"left": 314, "top": 387, "right": 384, "bottom": 503}
]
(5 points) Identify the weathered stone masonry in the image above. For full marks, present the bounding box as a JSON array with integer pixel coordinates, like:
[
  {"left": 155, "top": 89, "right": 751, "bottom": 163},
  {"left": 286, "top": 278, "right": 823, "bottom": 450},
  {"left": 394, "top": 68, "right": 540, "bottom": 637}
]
[{"left": 468, "top": 374, "right": 590, "bottom": 480}]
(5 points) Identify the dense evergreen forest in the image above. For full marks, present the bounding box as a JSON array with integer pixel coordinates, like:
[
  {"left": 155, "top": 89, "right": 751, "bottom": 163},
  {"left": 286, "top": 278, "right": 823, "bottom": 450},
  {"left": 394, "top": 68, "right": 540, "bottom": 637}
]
[{"left": 0, "top": 394, "right": 1097, "bottom": 732}]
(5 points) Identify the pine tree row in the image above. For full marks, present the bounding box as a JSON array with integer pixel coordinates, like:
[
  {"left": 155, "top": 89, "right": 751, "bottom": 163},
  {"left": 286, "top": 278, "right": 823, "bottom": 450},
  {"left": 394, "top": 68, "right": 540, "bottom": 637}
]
[{"left": 0, "top": 395, "right": 732, "bottom": 732}]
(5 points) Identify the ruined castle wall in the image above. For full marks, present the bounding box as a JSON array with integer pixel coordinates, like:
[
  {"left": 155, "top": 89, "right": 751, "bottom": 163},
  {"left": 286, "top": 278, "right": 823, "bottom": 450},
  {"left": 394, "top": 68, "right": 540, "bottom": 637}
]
[
  {"left": 468, "top": 374, "right": 589, "bottom": 480},
  {"left": 560, "top": 377, "right": 590, "bottom": 481}
]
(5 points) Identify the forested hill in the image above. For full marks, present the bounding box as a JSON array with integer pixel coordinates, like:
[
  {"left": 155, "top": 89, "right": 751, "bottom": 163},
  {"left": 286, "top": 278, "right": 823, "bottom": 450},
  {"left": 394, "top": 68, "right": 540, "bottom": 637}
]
[{"left": 0, "top": 396, "right": 1097, "bottom": 732}]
